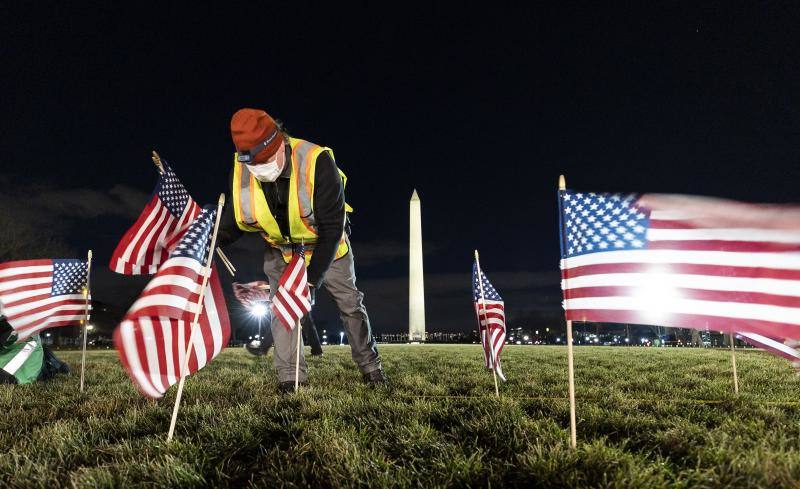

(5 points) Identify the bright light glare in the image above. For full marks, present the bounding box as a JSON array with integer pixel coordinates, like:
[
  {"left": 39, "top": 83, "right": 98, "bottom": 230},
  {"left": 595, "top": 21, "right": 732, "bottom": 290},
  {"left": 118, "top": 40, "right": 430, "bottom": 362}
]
[
  {"left": 251, "top": 303, "right": 268, "bottom": 318},
  {"left": 633, "top": 272, "right": 681, "bottom": 322}
]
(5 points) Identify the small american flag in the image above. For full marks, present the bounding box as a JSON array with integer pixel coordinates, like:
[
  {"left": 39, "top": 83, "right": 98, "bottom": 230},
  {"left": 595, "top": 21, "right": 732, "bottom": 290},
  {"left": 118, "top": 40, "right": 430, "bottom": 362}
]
[
  {"left": 110, "top": 161, "right": 200, "bottom": 275},
  {"left": 271, "top": 245, "right": 311, "bottom": 332},
  {"left": 232, "top": 281, "right": 271, "bottom": 307},
  {"left": 0, "top": 259, "right": 90, "bottom": 341},
  {"left": 114, "top": 205, "right": 230, "bottom": 398},
  {"left": 559, "top": 189, "right": 800, "bottom": 365},
  {"left": 473, "top": 261, "right": 506, "bottom": 381}
]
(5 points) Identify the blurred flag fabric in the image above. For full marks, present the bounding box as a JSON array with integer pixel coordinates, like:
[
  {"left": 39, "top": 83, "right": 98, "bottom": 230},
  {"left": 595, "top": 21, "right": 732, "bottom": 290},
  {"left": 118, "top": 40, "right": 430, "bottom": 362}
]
[
  {"left": 114, "top": 205, "right": 230, "bottom": 399},
  {"left": 271, "top": 245, "right": 311, "bottom": 332},
  {"left": 0, "top": 259, "right": 90, "bottom": 341},
  {"left": 558, "top": 189, "right": 800, "bottom": 365},
  {"left": 472, "top": 261, "right": 507, "bottom": 381},
  {"left": 736, "top": 332, "right": 800, "bottom": 368},
  {"left": 110, "top": 161, "right": 200, "bottom": 275},
  {"left": 232, "top": 281, "right": 271, "bottom": 307}
]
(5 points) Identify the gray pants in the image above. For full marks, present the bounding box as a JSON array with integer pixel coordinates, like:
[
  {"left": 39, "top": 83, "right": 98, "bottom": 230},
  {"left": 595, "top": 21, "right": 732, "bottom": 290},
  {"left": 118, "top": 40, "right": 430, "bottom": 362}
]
[{"left": 263, "top": 242, "right": 381, "bottom": 383}]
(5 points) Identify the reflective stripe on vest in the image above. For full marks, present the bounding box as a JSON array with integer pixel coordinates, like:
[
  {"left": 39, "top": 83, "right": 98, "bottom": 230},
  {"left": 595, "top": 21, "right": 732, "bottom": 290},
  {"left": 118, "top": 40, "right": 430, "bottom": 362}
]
[
  {"left": 232, "top": 160, "right": 261, "bottom": 232},
  {"left": 290, "top": 139, "right": 325, "bottom": 236}
]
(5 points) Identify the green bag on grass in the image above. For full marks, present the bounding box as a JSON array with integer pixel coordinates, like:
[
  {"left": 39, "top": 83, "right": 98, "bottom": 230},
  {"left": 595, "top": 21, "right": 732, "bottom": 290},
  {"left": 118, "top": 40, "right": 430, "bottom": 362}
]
[{"left": 0, "top": 333, "right": 44, "bottom": 384}]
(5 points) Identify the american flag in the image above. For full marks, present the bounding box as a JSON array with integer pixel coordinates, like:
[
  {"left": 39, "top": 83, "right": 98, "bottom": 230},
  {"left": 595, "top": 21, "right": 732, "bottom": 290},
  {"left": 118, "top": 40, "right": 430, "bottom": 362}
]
[
  {"left": 113, "top": 206, "right": 230, "bottom": 398},
  {"left": 232, "top": 281, "right": 271, "bottom": 308},
  {"left": 559, "top": 189, "right": 800, "bottom": 364},
  {"left": 0, "top": 259, "right": 90, "bottom": 341},
  {"left": 271, "top": 245, "right": 311, "bottom": 332},
  {"left": 473, "top": 261, "right": 506, "bottom": 381},
  {"left": 110, "top": 161, "right": 200, "bottom": 275}
]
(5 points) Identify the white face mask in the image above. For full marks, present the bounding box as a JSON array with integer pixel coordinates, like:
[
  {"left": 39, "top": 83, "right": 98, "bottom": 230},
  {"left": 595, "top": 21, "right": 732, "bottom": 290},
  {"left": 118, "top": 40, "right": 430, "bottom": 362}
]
[{"left": 247, "top": 160, "right": 283, "bottom": 182}]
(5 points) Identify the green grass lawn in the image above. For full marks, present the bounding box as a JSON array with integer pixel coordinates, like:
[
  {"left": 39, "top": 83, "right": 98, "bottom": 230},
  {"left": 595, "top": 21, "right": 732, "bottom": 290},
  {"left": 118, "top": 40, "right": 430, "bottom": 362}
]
[{"left": 2, "top": 344, "right": 800, "bottom": 488}]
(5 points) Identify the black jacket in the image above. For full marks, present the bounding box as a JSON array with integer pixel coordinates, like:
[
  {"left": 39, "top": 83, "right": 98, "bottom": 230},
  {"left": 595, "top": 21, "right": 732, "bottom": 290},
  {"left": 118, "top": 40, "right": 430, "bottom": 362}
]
[{"left": 217, "top": 143, "right": 346, "bottom": 286}]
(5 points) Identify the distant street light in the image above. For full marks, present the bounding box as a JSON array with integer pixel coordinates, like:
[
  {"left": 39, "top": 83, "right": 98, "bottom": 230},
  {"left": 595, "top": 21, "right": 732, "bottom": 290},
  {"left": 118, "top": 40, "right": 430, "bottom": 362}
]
[{"left": 339, "top": 331, "right": 345, "bottom": 345}]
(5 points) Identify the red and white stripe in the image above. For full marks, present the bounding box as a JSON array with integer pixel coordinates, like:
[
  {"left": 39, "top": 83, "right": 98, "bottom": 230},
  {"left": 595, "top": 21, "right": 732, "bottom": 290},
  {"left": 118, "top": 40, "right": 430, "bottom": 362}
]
[
  {"left": 562, "top": 193, "right": 800, "bottom": 355},
  {"left": 737, "top": 332, "right": 800, "bottom": 366},
  {"left": 0, "top": 260, "right": 89, "bottom": 341},
  {"left": 125, "top": 256, "right": 207, "bottom": 321},
  {"left": 271, "top": 253, "right": 311, "bottom": 332},
  {"left": 110, "top": 194, "right": 199, "bottom": 275},
  {"left": 475, "top": 300, "right": 506, "bottom": 381},
  {"left": 114, "top": 267, "right": 230, "bottom": 398}
]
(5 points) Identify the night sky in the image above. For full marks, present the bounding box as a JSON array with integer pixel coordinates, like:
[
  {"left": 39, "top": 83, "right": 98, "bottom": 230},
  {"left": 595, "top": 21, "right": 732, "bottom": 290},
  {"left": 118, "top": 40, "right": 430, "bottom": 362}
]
[{"left": 2, "top": 3, "right": 799, "bottom": 333}]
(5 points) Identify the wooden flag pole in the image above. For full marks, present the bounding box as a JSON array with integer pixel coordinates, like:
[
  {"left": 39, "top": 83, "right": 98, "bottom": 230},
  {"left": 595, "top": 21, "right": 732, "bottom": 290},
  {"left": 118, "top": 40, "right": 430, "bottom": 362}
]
[
  {"left": 730, "top": 331, "right": 739, "bottom": 394},
  {"left": 294, "top": 239, "right": 308, "bottom": 392},
  {"left": 295, "top": 320, "right": 303, "bottom": 392},
  {"left": 79, "top": 249, "right": 93, "bottom": 393},
  {"left": 559, "top": 174, "right": 577, "bottom": 449},
  {"left": 216, "top": 249, "right": 236, "bottom": 276},
  {"left": 474, "top": 250, "right": 500, "bottom": 398},
  {"left": 167, "top": 193, "right": 226, "bottom": 443},
  {"left": 152, "top": 150, "right": 165, "bottom": 174}
]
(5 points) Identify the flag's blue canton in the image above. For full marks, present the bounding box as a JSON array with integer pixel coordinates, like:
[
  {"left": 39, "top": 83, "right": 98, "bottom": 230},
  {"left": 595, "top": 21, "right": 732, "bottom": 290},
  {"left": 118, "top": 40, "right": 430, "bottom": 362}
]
[
  {"left": 293, "top": 243, "right": 306, "bottom": 259},
  {"left": 51, "top": 259, "right": 88, "bottom": 296},
  {"left": 560, "top": 190, "right": 650, "bottom": 258},
  {"left": 472, "top": 262, "right": 503, "bottom": 302},
  {"left": 171, "top": 206, "right": 216, "bottom": 263},
  {"left": 156, "top": 163, "right": 191, "bottom": 217}
]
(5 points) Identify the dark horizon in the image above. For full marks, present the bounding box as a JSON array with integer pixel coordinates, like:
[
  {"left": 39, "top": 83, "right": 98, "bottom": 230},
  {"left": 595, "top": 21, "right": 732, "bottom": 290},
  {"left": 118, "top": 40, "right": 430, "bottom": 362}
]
[{"left": 2, "top": 3, "right": 800, "bottom": 333}]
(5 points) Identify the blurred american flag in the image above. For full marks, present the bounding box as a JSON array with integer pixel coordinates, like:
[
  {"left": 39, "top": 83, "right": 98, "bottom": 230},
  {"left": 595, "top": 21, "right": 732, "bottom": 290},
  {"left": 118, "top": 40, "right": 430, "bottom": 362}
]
[{"left": 559, "top": 189, "right": 800, "bottom": 364}]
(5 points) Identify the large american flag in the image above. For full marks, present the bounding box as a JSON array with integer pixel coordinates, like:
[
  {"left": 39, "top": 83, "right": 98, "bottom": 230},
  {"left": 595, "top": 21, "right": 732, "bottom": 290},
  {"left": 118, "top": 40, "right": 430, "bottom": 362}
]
[
  {"left": 271, "top": 245, "right": 311, "bottom": 332},
  {"left": 559, "top": 189, "right": 800, "bottom": 363},
  {"left": 114, "top": 206, "right": 230, "bottom": 398},
  {"left": 0, "top": 259, "right": 90, "bottom": 341},
  {"left": 473, "top": 261, "right": 506, "bottom": 381},
  {"left": 110, "top": 161, "right": 200, "bottom": 275}
]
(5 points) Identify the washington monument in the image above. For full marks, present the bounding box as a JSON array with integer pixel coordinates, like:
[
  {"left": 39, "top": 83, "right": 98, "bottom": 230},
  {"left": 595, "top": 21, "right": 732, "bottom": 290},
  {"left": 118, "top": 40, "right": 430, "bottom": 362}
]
[{"left": 409, "top": 189, "right": 426, "bottom": 342}]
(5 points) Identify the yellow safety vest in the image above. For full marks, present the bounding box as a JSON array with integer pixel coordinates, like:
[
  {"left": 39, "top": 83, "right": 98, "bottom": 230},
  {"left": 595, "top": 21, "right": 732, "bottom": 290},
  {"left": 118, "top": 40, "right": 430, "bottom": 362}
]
[{"left": 232, "top": 137, "right": 352, "bottom": 264}]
